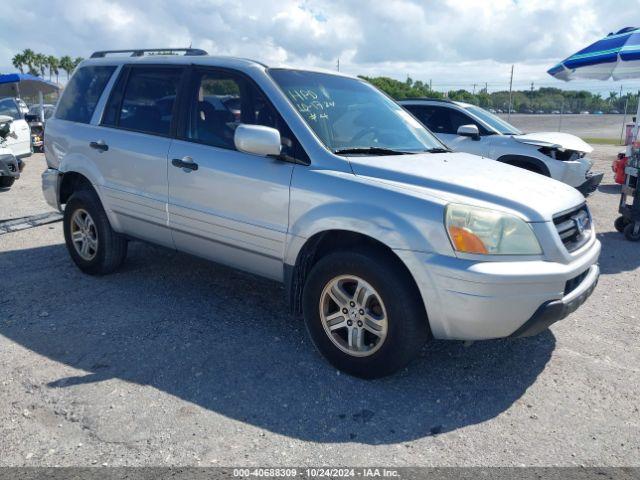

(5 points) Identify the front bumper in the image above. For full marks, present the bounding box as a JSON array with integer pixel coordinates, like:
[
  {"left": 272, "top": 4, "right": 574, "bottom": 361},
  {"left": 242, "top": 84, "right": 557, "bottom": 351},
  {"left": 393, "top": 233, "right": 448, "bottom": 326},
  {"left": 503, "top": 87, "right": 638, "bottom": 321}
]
[
  {"left": 0, "top": 153, "right": 20, "bottom": 179},
  {"left": 509, "top": 263, "right": 599, "bottom": 337},
  {"left": 394, "top": 237, "right": 601, "bottom": 340},
  {"left": 577, "top": 171, "right": 604, "bottom": 196},
  {"left": 42, "top": 168, "right": 62, "bottom": 211}
]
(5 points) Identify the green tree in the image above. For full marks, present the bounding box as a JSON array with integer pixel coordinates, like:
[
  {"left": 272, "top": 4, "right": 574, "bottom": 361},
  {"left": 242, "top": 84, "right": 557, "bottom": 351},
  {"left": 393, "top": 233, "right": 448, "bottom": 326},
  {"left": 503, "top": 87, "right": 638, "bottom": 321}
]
[
  {"left": 21, "top": 49, "right": 37, "bottom": 75},
  {"left": 34, "top": 53, "right": 47, "bottom": 77},
  {"left": 47, "top": 55, "right": 59, "bottom": 83},
  {"left": 12, "top": 53, "right": 25, "bottom": 73},
  {"left": 59, "top": 56, "right": 74, "bottom": 80}
]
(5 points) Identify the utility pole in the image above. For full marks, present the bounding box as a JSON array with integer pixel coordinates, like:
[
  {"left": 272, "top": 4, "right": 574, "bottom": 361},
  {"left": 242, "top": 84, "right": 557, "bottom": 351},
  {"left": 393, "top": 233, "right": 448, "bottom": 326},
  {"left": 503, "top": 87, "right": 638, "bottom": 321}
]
[
  {"left": 508, "top": 64, "right": 514, "bottom": 120},
  {"left": 336, "top": 58, "right": 340, "bottom": 72},
  {"left": 472, "top": 83, "right": 476, "bottom": 95},
  {"left": 429, "top": 79, "right": 432, "bottom": 91},
  {"left": 485, "top": 82, "right": 488, "bottom": 93},
  {"left": 621, "top": 95, "right": 629, "bottom": 145}
]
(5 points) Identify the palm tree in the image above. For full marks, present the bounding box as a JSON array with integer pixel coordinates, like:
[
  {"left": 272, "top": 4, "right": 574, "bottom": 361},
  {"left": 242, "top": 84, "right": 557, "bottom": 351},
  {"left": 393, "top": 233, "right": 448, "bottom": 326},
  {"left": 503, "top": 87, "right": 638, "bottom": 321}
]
[
  {"left": 73, "top": 56, "right": 84, "bottom": 69},
  {"left": 59, "top": 56, "right": 74, "bottom": 80},
  {"left": 12, "top": 53, "right": 25, "bottom": 73},
  {"left": 21, "top": 49, "right": 37, "bottom": 75},
  {"left": 34, "top": 53, "right": 47, "bottom": 77},
  {"left": 47, "top": 55, "right": 59, "bottom": 83}
]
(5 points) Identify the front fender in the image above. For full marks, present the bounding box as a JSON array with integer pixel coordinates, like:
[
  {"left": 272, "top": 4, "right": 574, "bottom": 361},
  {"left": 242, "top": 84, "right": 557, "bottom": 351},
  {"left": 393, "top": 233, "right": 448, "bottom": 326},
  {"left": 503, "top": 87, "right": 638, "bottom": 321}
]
[{"left": 284, "top": 168, "right": 454, "bottom": 267}]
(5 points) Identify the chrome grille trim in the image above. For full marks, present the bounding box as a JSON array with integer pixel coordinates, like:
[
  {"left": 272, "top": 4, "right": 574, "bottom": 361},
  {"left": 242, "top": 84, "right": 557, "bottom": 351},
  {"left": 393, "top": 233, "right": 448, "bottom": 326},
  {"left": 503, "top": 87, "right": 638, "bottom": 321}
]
[{"left": 553, "top": 204, "right": 592, "bottom": 252}]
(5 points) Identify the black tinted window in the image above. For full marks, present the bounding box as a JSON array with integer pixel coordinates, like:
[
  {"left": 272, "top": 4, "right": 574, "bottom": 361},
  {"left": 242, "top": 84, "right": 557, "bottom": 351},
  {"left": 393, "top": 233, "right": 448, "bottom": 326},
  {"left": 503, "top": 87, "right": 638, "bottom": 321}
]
[
  {"left": 56, "top": 66, "right": 115, "bottom": 123},
  {"left": 407, "top": 105, "right": 485, "bottom": 135},
  {"left": 117, "top": 67, "right": 182, "bottom": 136},
  {"left": 0, "top": 98, "right": 21, "bottom": 120}
]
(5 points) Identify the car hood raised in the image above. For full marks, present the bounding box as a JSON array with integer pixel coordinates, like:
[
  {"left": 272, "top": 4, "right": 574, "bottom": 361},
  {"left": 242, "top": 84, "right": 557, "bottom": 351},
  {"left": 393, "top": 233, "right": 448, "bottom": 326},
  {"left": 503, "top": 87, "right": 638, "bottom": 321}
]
[
  {"left": 512, "top": 131, "right": 593, "bottom": 153},
  {"left": 348, "top": 151, "right": 584, "bottom": 222}
]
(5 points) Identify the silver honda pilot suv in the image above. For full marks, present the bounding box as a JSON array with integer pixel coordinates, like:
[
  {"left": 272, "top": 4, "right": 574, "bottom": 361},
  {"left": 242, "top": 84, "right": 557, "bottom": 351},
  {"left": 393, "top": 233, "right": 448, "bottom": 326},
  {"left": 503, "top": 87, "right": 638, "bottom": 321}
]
[{"left": 42, "top": 49, "right": 600, "bottom": 378}]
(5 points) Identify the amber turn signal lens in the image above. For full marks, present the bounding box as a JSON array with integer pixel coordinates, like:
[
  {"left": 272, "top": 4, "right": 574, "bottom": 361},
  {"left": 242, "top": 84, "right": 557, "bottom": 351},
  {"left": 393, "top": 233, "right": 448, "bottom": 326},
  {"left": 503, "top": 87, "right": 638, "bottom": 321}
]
[{"left": 448, "top": 226, "right": 488, "bottom": 254}]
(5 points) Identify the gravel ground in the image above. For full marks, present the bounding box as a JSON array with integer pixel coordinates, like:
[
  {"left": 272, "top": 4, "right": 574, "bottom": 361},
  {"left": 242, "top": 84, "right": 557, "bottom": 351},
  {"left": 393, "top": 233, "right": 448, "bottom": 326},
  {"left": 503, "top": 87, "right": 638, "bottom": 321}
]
[{"left": 0, "top": 149, "right": 638, "bottom": 467}]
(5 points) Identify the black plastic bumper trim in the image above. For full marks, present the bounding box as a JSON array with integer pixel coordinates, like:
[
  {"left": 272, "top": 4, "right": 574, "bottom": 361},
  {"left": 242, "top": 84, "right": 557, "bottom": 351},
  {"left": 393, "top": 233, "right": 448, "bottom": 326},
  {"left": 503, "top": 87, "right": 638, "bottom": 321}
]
[
  {"left": 577, "top": 172, "right": 604, "bottom": 195},
  {"left": 510, "top": 267, "right": 599, "bottom": 338}
]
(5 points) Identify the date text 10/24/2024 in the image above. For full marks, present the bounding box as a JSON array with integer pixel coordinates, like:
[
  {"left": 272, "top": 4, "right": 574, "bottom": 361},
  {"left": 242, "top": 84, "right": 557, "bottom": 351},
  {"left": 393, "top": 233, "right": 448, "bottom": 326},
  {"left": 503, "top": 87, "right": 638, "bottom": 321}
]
[{"left": 233, "top": 468, "right": 400, "bottom": 478}]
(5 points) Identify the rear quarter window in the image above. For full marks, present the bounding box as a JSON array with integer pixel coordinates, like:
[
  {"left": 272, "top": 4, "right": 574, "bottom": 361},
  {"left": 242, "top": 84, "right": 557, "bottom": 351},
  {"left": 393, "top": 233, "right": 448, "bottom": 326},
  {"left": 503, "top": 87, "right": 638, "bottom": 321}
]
[{"left": 55, "top": 65, "right": 116, "bottom": 123}]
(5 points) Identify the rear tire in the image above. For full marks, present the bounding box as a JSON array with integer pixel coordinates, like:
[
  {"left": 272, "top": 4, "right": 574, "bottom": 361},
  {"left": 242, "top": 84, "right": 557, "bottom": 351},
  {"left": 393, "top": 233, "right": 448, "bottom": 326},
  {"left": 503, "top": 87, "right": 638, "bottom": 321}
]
[
  {"left": 0, "top": 176, "right": 15, "bottom": 188},
  {"left": 623, "top": 222, "right": 640, "bottom": 242},
  {"left": 614, "top": 216, "right": 630, "bottom": 233},
  {"left": 302, "top": 248, "right": 429, "bottom": 379},
  {"left": 63, "top": 189, "right": 127, "bottom": 274}
]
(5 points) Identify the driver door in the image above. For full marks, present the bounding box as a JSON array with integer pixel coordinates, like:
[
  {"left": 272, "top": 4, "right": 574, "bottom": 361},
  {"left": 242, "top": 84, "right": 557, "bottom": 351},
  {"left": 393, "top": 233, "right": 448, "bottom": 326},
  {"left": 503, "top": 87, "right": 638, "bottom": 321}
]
[
  {"left": 409, "top": 105, "right": 490, "bottom": 157},
  {"left": 167, "top": 67, "right": 296, "bottom": 280}
]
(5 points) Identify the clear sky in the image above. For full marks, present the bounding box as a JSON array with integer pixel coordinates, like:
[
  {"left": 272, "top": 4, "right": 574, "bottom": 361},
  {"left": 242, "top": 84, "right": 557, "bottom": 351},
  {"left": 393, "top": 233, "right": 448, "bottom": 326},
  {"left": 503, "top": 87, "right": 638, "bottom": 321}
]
[{"left": 1, "top": 0, "right": 640, "bottom": 94}]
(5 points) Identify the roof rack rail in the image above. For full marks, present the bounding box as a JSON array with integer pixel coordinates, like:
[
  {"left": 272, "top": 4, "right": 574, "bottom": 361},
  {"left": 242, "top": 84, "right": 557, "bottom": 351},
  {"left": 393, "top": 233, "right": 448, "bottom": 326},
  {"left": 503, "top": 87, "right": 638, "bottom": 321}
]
[{"left": 90, "top": 48, "right": 208, "bottom": 58}]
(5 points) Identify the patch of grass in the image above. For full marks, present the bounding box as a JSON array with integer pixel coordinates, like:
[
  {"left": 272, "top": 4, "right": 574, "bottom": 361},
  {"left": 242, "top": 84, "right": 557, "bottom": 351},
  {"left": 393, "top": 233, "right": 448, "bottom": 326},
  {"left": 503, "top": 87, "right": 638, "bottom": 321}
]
[{"left": 582, "top": 137, "right": 623, "bottom": 145}]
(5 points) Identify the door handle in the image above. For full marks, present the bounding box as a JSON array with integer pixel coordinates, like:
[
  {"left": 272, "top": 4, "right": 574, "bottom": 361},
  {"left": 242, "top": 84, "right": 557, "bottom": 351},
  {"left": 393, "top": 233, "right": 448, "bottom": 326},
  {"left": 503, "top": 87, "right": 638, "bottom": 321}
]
[
  {"left": 171, "top": 157, "right": 199, "bottom": 171},
  {"left": 89, "top": 140, "right": 109, "bottom": 152}
]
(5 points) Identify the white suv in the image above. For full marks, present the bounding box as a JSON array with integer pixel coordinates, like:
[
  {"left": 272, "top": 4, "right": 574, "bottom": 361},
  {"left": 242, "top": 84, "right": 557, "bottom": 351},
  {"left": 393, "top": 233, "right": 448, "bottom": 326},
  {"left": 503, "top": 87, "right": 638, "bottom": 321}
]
[
  {"left": 42, "top": 50, "right": 600, "bottom": 377},
  {"left": 400, "top": 99, "right": 603, "bottom": 195}
]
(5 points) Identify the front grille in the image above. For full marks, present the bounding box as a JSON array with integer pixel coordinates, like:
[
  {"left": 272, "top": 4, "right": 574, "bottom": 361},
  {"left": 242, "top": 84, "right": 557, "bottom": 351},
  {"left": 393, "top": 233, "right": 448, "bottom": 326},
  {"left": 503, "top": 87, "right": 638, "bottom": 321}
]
[
  {"left": 564, "top": 268, "right": 589, "bottom": 295},
  {"left": 553, "top": 204, "right": 592, "bottom": 252}
]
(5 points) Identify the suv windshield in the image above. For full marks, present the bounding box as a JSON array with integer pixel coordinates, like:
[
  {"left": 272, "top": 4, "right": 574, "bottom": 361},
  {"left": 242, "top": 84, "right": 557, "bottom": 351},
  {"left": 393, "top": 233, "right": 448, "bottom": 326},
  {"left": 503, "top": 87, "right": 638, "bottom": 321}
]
[
  {"left": 269, "top": 69, "right": 445, "bottom": 154},
  {"left": 464, "top": 105, "right": 521, "bottom": 135}
]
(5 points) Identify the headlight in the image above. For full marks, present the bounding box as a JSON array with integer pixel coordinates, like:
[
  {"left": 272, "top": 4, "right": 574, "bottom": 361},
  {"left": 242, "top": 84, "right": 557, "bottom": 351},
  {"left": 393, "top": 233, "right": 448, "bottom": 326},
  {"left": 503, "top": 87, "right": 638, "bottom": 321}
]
[{"left": 445, "top": 204, "right": 542, "bottom": 255}]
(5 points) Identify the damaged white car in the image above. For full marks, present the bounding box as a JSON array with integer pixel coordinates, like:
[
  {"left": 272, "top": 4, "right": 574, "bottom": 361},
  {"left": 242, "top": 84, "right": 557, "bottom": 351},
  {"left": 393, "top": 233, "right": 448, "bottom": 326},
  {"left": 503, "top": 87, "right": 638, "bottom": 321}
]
[{"left": 400, "top": 99, "right": 603, "bottom": 195}]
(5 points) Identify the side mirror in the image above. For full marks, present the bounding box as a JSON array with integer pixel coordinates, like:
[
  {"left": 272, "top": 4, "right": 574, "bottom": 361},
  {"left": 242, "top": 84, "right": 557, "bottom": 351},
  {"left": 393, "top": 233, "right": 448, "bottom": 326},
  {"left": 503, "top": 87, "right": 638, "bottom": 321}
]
[
  {"left": 234, "top": 124, "right": 281, "bottom": 157},
  {"left": 457, "top": 124, "right": 480, "bottom": 140}
]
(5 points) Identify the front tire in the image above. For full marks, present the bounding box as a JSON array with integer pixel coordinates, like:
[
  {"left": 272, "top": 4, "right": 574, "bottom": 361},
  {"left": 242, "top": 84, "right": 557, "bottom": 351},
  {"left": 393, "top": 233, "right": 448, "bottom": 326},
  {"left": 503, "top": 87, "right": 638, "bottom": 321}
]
[
  {"left": 63, "top": 189, "right": 127, "bottom": 274},
  {"left": 0, "top": 176, "right": 15, "bottom": 188},
  {"left": 302, "top": 248, "right": 429, "bottom": 379}
]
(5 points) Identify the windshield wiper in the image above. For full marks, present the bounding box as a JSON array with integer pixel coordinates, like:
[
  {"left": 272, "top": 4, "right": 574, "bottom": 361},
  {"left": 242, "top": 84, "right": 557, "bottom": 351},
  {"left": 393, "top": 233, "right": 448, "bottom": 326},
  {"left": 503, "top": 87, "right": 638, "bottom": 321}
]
[
  {"left": 423, "top": 147, "right": 451, "bottom": 153},
  {"left": 333, "top": 147, "right": 416, "bottom": 156}
]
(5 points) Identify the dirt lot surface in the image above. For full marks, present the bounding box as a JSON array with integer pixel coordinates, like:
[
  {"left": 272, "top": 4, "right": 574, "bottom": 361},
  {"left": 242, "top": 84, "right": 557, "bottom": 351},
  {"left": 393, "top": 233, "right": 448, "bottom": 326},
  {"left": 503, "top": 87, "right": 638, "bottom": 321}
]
[{"left": 0, "top": 148, "right": 638, "bottom": 467}]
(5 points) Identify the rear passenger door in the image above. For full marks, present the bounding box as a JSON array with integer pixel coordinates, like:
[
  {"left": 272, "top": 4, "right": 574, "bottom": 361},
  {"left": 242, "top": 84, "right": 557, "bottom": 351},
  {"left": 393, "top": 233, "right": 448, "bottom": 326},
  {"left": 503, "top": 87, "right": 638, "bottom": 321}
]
[
  {"left": 167, "top": 67, "right": 299, "bottom": 280},
  {"left": 96, "top": 65, "right": 186, "bottom": 247}
]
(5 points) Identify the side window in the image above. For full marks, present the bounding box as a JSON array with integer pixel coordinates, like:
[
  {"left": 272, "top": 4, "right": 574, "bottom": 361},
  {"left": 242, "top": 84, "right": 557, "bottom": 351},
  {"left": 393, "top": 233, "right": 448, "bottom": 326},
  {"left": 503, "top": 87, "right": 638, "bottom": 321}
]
[
  {"left": 405, "top": 105, "right": 438, "bottom": 131},
  {"left": 112, "top": 67, "right": 182, "bottom": 136},
  {"left": 56, "top": 66, "right": 115, "bottom": 123},
  {"left": 186, "top": 72, "right": 243, "bottom": 149},
  {"left": 185, "top": 69, "right": 306, "bottom": 161},
  {"left": 0, "top": 99, "right": 21, "bottom": 120},
  {"left": 447, "top": 109, "right": 483, "bottom": 135}
]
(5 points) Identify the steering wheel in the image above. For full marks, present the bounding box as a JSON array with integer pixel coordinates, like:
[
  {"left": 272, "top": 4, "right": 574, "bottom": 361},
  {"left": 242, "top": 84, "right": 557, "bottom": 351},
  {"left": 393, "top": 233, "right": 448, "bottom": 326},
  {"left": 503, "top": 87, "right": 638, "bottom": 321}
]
[{"left": 349, "top": 127, "right": 379, "bottom": 145}]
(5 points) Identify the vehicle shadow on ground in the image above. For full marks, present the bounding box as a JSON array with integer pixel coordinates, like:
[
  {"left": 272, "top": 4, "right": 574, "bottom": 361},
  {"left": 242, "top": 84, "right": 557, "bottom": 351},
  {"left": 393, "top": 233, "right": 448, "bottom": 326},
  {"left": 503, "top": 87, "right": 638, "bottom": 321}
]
[
  {"left": 596, "top": 230, "right": 640, "bottom": 274},
  {"left": 597, "top": 184, "right": 621, "bottom": 195},
  {"left": 1, "top": 241, "right": 556, "bottom": 444}
]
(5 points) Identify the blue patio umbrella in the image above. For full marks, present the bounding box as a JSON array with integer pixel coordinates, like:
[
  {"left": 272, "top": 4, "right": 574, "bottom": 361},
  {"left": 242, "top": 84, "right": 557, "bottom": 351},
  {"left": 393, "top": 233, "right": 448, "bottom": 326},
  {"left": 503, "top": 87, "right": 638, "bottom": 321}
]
[
  {"left": 548, "top": 27, "right": 640, "bottom": 81},
  {"left": 549, "top": 27, "right": 640, "bottom": 144},
  {"left": 0, "top": 73, "right": 60, "bottom": 98}
]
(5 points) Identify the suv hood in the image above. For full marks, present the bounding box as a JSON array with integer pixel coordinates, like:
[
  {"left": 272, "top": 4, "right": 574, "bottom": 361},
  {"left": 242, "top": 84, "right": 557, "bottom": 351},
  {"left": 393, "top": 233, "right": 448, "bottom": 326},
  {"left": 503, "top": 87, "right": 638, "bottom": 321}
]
[
  {"left": 348, "top": 152, "right": 584, "bottom": 222},
  {"left": 512, "top": 132, "right": 593, "bottom": 153}
]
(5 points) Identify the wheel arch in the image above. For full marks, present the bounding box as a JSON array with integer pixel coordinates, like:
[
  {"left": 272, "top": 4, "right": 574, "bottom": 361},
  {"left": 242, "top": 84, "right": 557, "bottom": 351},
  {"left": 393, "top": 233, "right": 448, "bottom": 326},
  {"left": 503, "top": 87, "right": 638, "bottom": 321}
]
[
  {"left": 285, "top": 229, "right": 427, "bottom": 328},
  {"left": 496, "top": 154, "right": 551, "bottom": 177}
]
